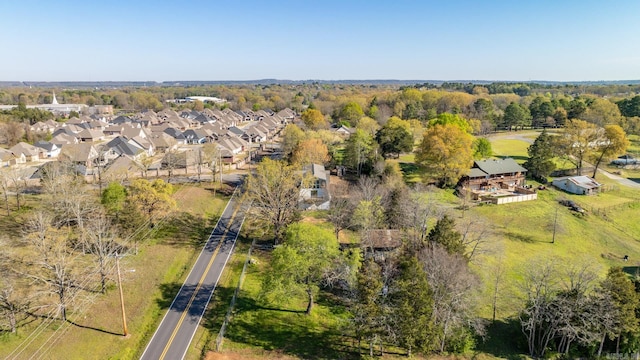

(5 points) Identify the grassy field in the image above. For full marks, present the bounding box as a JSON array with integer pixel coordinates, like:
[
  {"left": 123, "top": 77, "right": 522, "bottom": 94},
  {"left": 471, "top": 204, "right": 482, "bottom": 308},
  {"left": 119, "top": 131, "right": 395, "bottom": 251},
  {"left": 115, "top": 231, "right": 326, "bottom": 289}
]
[
  {"left": 0, "top": 184, "right": 230, "bottom": 360},
  {"left": 489, "top": 138, "right": 530, "bottom": 163}
]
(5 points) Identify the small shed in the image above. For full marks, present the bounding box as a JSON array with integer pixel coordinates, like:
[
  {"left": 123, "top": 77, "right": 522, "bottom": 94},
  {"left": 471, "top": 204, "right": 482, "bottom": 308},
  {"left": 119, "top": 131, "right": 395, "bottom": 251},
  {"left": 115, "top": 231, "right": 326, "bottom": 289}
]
[{"left": 552, "top": 176, "right": 601, "bottom": 195}]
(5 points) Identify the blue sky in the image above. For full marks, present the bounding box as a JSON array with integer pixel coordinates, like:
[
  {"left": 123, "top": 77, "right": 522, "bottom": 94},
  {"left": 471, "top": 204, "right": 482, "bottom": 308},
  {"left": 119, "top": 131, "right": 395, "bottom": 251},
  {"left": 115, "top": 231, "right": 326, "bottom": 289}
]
[{"left": 1, "top": 0, "right": 639, "bottom": 81}]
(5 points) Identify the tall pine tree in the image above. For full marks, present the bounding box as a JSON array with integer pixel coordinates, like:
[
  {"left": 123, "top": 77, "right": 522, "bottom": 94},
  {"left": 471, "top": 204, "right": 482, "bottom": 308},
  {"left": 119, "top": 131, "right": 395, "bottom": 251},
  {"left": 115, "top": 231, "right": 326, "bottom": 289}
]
[
  {"left": 427, "top": 215, "right": 465, "bottom": 257},
  {"left": 391, "top": 254, "right": 437, "bottom": 356},
  {"left": 352, "top": 258, "right": 385, "bottom": 356},
  {"left": 524, "top": 129, "right": 556, "bottom": 181}
]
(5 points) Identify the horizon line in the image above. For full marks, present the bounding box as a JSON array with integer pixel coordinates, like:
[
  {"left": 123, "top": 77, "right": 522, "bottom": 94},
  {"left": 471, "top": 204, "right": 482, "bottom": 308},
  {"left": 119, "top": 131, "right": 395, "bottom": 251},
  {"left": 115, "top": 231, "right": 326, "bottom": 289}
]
[{"left": 2, "top": 78, "right": 640, "bottom": 85}]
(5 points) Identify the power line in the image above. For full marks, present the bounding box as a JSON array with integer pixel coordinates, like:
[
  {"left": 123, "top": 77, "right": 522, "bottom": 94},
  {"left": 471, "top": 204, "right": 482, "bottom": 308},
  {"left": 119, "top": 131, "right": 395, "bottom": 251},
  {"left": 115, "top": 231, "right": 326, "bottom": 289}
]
[{"left": 6, "top": 184, "right": 198, "bottom": 359}]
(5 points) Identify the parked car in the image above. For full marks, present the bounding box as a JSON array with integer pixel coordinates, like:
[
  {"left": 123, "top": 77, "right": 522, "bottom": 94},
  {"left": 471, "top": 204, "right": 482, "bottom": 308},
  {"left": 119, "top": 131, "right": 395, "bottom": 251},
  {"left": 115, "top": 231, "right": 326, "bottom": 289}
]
[{"left": 611, "top": 154, "right": 638, "bottom": 166}]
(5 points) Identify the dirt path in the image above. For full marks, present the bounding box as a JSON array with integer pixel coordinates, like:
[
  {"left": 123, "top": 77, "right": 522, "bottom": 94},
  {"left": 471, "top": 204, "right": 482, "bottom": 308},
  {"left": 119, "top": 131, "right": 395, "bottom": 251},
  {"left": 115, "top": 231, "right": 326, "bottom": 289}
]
[
  {"left": 486, "top": 131, "right": 535, "bottom": 144},
  {"left": 597, "top": 168, "right": 640, "bottom": 189}
]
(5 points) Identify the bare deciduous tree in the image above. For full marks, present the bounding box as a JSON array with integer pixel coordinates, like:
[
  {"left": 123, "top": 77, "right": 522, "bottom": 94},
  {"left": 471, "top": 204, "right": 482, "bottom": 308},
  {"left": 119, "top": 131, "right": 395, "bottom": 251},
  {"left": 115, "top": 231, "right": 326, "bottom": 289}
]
[
  {"left": 245, "top": 158, "right": 303, "bottom": 244},
  {"left": 326, "top": 181, "right": 353, "bottom": 240},
  {"left": 6, "top": 167, "right": 29, "bottom": 212},
  {"left": 354, "top": 176, "right": 385, "bottom": 203},
  {"left": 86, "top": 211, "right": 120, "bottom": 294},
  {"left": 0, "top": 168, "right": 11, "bottom": 215},
  {"left": 202, "top": 143, "right": 221, "bottom": 184},
  {"left": 419, "top": 243, "right": 481, "bottom": 353},
  {"left": 458, "top": 215, "right": 494, "bottom": 262},
  {"left": 24, "top": 210, "right": 55, "bottom": 261},
  {"left": 519, "top": 258, "right": 561, "bottom": 358},
  {"left": 0, "top": 240, "right": 31, "bottom": 333},
  {"left": 27, "top": 230, "right": 79, "bottom": 322},
  {"left": 0, "top": 275, "right": 30, "bottom": 333},
  {"left": 403, "top": 184, "right": 445, "bottom": 249}
]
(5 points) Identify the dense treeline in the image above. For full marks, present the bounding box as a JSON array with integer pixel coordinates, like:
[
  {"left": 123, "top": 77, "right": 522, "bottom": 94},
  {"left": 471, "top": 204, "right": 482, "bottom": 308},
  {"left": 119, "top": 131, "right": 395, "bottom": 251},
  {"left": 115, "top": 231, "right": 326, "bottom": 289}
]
[
  {"left": 2, "top": 82, "right": 640, "bottom": 138},
  {"left": 2, "top": 83, "right": 640, "bottom": 137}
]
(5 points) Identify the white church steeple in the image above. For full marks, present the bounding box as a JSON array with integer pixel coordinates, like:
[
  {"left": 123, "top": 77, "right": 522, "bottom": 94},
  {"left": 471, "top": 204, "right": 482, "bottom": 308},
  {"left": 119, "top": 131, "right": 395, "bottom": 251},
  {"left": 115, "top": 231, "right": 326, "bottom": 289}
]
[{"left": 52, "top": 91, "right": 58, "bottom": 105}]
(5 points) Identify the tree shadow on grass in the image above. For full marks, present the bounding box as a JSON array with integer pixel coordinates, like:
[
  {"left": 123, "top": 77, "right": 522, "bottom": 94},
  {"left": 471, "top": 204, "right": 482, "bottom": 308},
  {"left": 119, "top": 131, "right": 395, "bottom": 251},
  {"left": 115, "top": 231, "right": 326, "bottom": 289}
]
[
  {"left": 504, "top": 231, "right": 547, "bottom": 244},
  {"left": 398, "top": 162, "right": 425, "bottom": 183},
  {"left": 216, "top": 294, "right": 355, "bottom": 359},
  {"left": 156, "top": 282, "right": 183, "bottom": 310},
  {"left": 474, "top": 319, "right": 528, "bottom": 359},
  {"left": 0, "top": 214, "right": 25, "bottom": 241},
  {"left": 155, "top": 212, "right": 219, "bottom": 249},
  {"left": 623, "top": 266, "right": 640, "bottom": 278}
]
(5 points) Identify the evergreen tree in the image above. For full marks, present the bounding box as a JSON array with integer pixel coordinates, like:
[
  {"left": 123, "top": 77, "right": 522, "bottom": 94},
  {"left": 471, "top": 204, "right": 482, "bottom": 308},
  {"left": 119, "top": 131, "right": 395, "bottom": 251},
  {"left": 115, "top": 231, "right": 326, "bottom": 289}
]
[
  {"left": 523, "top": 129, "right": 556, "bottom": 181},
  {"left": 352, "top": 258, "right": 385, "bottom": 356},
  {"left": 391, "top": 254, "right": 437, "bottom": 356},
  {"left": 503, "top": 102, "right": 531, "bottom": 130},
  {"left": 427, "top": 215, "right": 465, "bottom": 256}
]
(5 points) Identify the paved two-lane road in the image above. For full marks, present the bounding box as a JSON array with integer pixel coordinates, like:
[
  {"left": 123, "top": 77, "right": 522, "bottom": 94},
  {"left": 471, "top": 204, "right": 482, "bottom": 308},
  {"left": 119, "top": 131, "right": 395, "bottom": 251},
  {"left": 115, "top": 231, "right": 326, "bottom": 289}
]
[{"left": 141, "top": 192, "right": 247, "bottom": 360}]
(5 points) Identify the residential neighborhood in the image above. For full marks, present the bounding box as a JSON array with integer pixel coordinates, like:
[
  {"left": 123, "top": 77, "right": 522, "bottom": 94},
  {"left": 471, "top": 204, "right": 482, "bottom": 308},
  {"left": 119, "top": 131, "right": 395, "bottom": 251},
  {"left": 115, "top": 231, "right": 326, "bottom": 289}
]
[{"left": 0, "top": 104, "right": 296, "bottom": 185}]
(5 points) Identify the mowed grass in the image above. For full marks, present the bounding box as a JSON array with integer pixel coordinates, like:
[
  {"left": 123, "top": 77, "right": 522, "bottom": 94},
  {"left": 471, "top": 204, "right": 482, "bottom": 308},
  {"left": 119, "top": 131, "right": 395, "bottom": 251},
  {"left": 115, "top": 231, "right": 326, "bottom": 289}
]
[
  {"left": 628, "top": 134, "right": 640, "bottom": 156},
  {"left": 473, "top": 132, "right": 640, "bottom": 321},
  {"left": 215, "top": 246, "right": 352, "bottom": 360},
  {"left": 471, "top": 186, "right": 640, "bottom": 318},
  {"left": 0, "top": 185, "right": 229, "bottom": 360},
  {"left": 489, "top": 138, "right": 530, "bottom": 163}
]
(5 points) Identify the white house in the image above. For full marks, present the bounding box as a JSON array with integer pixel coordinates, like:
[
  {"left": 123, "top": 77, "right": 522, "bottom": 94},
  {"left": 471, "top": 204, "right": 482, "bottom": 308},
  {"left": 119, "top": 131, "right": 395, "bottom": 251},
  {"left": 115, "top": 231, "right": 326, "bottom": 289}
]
[
  {"left": 34, "top": 141, "right": 61, "bottom": 158},
  {"left": 552, "top": 176, "right": 602, "bottom": 195},
  {"left": 299, "top": 163, "right": 331, "bottom": 210}
]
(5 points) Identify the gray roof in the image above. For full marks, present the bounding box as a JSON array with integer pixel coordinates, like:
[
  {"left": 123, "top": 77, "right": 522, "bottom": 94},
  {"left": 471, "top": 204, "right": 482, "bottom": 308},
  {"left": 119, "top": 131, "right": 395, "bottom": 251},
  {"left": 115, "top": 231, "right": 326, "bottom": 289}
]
[
  {"left": 34, "top": 140, "right": 58, "bottom": 152},
  {"left": 471, "top": 158, "right": 527, "bottom": 176},
  {"left": 468, "top": 168, "right": 487, "bottom": 178},
  {"left": 112, "top": 142, "right": 143, "bottom": 157},
  {"left": 304, "top": 163, "right": 328, "bottom": 181},
  {"left": 164, "top": 128, "right": 186, "bottom": 140},
  {"left": 111, "top": 115, "right": 133, "bottom": 124},
  {"left": 183, "top": 129, "right": 209, "bottom": 141},
  {"left": 227, "top": 126, "right": 245, "bottom": 136}
]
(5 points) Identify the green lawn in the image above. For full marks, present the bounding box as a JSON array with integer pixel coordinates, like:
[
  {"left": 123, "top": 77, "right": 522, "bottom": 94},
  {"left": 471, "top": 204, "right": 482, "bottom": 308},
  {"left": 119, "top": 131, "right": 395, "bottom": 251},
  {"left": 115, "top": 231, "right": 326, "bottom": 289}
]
[
  {"left": 489, "top": 139, "right": 530, "bottom": 163},
  {"left": 212, "top": 246, "right": 353, "bottom": 360}
]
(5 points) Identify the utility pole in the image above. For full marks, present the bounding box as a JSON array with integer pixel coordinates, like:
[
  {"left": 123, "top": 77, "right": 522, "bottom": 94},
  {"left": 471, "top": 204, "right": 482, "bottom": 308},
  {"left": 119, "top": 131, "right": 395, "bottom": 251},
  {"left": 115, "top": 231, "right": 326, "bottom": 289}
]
[
  {"left": 219, "top": 150, "right": 223, "bottom": 184},
  {"left": 115, "top": 252, "right": 129, "bottom": 336},
  {"left": 552, "top": 207, "right": 558, "bottom": 244}
]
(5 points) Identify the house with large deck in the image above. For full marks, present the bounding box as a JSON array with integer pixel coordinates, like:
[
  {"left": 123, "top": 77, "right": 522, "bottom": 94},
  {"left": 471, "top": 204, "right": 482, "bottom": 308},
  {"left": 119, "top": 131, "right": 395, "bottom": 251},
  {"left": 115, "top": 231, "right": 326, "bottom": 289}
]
[{"left": 460, "top": 158, "right": 536, "bottom": 204}]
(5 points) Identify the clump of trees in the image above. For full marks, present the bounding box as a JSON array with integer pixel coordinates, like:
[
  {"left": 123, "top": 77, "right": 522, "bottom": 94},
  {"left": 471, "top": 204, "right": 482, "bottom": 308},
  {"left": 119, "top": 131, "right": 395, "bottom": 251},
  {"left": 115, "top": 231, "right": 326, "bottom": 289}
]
[
  {"left": 519, "top": 261, "right": 640, "bottom": 357},
  {"left": 0, "top": 169, "right": 177, "bottom": 332}
]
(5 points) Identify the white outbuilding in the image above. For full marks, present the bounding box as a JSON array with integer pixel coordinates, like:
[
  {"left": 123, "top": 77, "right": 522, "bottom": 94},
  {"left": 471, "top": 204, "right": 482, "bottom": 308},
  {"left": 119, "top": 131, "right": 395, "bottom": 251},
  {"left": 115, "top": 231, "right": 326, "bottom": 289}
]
[{"left": 552, "top": 175, "right": 602, "bottom": 195}]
